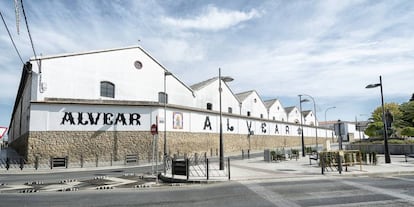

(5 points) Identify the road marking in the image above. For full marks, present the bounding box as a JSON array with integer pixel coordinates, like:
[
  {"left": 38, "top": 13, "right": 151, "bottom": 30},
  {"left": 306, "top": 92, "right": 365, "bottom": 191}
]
[
  {"left": 340, "top": 180, "right": 414, "bottom": 203},
  {"left": 386, "top": 176, "right": 414, "bottom": 182},
  {"left": 242, "top": 182, "right": 301, "bottom": 207}
]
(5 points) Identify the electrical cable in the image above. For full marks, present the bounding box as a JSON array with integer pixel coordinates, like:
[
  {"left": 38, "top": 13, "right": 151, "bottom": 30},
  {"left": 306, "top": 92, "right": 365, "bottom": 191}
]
[
  {"left": 0, "top": 10, "right": 25, "bottom": 65},
  {"left": 20, "top": 0, "right": 40, "bottom": 69}
]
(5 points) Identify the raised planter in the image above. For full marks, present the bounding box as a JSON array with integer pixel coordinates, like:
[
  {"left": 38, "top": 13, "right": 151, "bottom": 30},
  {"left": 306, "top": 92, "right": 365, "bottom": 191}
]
[{"left": 346, "top": 144, "right": 414, "bottom": 155}]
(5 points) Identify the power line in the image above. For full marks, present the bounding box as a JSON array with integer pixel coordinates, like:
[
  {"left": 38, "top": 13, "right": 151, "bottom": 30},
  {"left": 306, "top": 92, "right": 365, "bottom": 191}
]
[
  {"left": 0, "top": 10, "right": 25, "bottom": 65},
  {"left": 20, "top": 0, "right": 40, "bottom": 69}
]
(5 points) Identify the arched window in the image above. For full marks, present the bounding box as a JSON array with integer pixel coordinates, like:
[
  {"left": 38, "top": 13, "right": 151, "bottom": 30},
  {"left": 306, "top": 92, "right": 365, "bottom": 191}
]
[{"left": 100, "top": 81, "right": 115, "bottom": 98}]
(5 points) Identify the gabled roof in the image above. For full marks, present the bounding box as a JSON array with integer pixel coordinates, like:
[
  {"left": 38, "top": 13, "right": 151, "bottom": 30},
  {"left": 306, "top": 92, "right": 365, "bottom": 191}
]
[
  {"left": 284, "top": 106, "right": 297, "bottom": 114},
  {"left": 190, "top": 77, "right": 217, "bottom": 91},
  {"left": 302, "top": 110, "right": 312, "bottom": 117},
  {"left": 29, "top": 45, "right": 195, "bottom": 97},
  {"left": 235, "top": 90, "right": 255, "bottom": 102},
  {"left": 264, "top": 99, "right": 279, "bottom": 109}
]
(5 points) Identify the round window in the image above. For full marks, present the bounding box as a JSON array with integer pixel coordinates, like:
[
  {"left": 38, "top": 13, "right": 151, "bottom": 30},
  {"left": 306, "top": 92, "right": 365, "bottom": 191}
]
[{"left": 134, "top": 61, "right": 143, "bottom": 69}]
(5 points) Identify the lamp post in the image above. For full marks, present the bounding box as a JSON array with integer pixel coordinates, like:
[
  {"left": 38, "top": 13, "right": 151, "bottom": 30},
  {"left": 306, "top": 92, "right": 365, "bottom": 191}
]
[
  {"left": 163, "top": 71, "right": 172, "bottom": 174},
  {"left": 366, "top": 75, "right": 390, "bottom": 163},
  {"left": 324, "top": 106, "right": 336, "bottom": 138},
  {"left": 219, "top": 68, "right": 233, "bottom": 170},
  {"left": 299, "top": 95, "right": 309, "bottom": 157},
  {"left": 300, "top": 94, "right": 318, "bottom": 151}
]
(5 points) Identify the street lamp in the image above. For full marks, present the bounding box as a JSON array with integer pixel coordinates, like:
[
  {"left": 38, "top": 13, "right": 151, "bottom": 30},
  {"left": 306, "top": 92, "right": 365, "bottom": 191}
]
[
  {"left": 219, "top": 68, "right": 233, "bottom": 170},
  {"left": 163, "top": 71, "right": 172, "bottom": 174},
  {"left": 324, "top": 106, "right": 336, "bottom": 138},
  {"left": 366, "top": 75, "right": 390, "bottom": 163},
  {"left": 299, "top": 95, "right": 309, "bottom": 157},
  {"left": 300, "top": 94, "right": 318, "bottom": 151}
]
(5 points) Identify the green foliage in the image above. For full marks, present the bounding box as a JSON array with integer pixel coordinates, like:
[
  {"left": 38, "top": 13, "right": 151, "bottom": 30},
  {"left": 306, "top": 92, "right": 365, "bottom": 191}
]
[
  {"left": 401, "top": 127, "right": 414, "bottom": 136},
  {"left": 388, "top": 139, "right": 405, "bottom": 144},
  {"left": 365, "top": 101, "right": 414, "bottom": 137},
  {"left": 399, "top": 102, "right": 414, "bottom": 128}
]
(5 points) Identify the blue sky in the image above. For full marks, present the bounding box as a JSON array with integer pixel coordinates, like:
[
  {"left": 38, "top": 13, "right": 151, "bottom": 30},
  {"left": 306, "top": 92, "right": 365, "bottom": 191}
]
[{"left": 1, "top": 0, "right": 413, "bottom": 133}]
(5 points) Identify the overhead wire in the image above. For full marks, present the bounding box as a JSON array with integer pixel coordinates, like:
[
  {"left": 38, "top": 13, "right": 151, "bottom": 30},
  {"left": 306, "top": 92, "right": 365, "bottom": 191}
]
[
  {"left": 20, "top": 0, "right": 40, "bottom": 69},
  {"left": 0, "top": 10, "right": 25, "bottom": 65}
]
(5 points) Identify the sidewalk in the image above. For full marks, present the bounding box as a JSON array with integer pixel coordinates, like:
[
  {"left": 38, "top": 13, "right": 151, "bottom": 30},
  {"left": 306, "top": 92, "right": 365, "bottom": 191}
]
[{"left": 160, "top": 154, "right": 414, "bottom": 183}]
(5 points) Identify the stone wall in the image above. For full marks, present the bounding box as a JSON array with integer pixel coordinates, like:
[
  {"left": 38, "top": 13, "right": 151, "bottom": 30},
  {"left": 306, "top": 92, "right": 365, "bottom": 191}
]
[{"left": 21, "top": 131, "right": 323, "bottom": 163}]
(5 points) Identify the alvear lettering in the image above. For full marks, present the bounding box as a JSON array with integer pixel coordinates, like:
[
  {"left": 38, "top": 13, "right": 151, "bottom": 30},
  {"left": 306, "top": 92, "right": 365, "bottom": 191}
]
[{"left": 61, "top": 112, "right": 141, "bottom": 126}]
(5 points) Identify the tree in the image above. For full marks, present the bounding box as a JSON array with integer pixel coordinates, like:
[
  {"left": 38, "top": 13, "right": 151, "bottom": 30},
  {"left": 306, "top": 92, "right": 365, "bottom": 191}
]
[
  {"left": 364, "top": 103, "right": 402, "bottom": 137},
  {"left": 399, "top": 101, "right": 414, "bottom": 136}
]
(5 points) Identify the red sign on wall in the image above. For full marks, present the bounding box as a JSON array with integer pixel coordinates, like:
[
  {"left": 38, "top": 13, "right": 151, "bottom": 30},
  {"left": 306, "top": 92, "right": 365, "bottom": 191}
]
[{"left": 150, "top": 124, "right": 158, "bottom": 135}]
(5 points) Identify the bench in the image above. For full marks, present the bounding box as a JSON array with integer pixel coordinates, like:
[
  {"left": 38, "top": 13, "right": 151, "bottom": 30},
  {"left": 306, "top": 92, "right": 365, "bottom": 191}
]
[
  {"left": 125, "top": 154, "right": 139, "bottom": 165},
  {"left": 309, "top": 153, "right": 318, "bottom": 165},
  {"left": 289, "top": 152, "right": 299, "bottom": 161},
  {"left": 405, "top": 154, "right": 414, "bottom": 162}
]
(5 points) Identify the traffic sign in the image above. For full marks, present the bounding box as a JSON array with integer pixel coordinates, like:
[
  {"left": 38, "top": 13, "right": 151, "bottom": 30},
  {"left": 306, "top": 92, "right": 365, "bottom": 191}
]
[
  {"left": 150, "top": 124, "right": 158, "bottom": 135},
  {"left": 0, "top": 127, "right": 7, "bottom": 139}
]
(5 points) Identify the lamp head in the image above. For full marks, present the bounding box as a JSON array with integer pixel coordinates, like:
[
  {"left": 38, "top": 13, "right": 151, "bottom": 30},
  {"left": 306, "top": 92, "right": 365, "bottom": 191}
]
[
  {"left": 301, "top": 98, "right": 310, "bottom": 103},
  {"left": 365, "top": 83, "right": 381, "bottom": 89},
  {"left": 221, "top": 76, "right": 234, "bottom": 82}
]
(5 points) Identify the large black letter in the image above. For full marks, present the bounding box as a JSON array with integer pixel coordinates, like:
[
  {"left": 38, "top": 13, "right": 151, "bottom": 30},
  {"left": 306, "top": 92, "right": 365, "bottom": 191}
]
[
  {"left": 246, "top": 121, "right": 252, "bottom": 134},
  {"left": 285, "top": 126, "right": 290, "bottom": 134},
  {"left": 104, "top": 113, "right": 114, "bottom": 125},
  {"left": 115, "top": 113, "right": 127, "bottom": 125},
  {"left": 88, "top": 112, "right": 101, "bottom": 125},
  {"left": 204, "top": 116, "right": 212, "bottom": 130},
  {"left": 129, "top": 113, "right": 141, "bottom": 125},
  {"left": 261, "top": 123, "right": 267, "bottom": 133},
  {"left": 77, "top": 112, "right": 89, "bottom": 125},
  {"left": 275, "top": 125, "right": 279, "bottom": 134},
  {"left": 227, "top": 118, "right": 234, "bottom": 131},
  {"left": 61, "top": 112, "right": 75, "bottom": 125}
]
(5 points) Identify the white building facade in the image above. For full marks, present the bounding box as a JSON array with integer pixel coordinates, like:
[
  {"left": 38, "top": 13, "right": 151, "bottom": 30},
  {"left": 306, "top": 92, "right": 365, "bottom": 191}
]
[{"left": 8, "top": 46, "right": 330, "bottom": 163}]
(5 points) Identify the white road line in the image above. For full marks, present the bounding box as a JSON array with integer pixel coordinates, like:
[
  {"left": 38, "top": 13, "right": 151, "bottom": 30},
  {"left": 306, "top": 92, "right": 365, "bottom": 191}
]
[
  {"left": 341, "top": 180, "right": 414, "bottom": 203},
  {"left": 242, "top": 182, "right": 301, "bottom": 207},
  {"left": 386, "top": 176, "right": 414, "bottom": 182}
]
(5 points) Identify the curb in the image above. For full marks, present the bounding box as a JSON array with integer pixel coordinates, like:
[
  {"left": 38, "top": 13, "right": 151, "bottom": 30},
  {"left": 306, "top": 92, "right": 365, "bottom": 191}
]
[{"left": 158, "top": 174, "right": 226, "bottom": 184}]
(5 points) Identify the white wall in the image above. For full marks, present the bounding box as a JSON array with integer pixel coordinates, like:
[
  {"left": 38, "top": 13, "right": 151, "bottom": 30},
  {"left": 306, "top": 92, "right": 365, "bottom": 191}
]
[
  {"left": 240, "top": 92, "right": 268, "bottom": 119},
  {"left": 304, "top": 111, "right": 316, "bottom": 126},
  {"left": 30, "top": 102, "right": 332, "bottom": 138},
  {"left": 31, "top": 47, "right": 194, "bottom": 107},
  {"left": 193, "top": 79, "right": 240, "bottom": 114},
  {"left": 268, "top": 100, "right": 287, "bottom": 122},
  {"left": 30, "top": 103, "right": 155, "bottom": 131},
  {"left": 287, "top": 107, "right": 301, "bottom": 123}
]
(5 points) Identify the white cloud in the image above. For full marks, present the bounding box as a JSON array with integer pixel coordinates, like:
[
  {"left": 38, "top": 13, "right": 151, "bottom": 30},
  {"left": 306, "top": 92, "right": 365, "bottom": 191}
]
[{"left": 161, "top": 5, "right": 261, "bottom": 31}]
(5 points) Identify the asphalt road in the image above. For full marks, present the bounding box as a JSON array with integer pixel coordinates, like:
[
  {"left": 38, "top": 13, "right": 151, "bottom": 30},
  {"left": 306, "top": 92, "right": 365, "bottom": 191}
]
[
  {"left": 0, "top": 165, "right": 154, "bottom": 185},
  {"left": 0, "top": 153, "right": 261, "bottom": 185},
  {"left": 2, "top": 175, "right": 414, "bottom": 207}
]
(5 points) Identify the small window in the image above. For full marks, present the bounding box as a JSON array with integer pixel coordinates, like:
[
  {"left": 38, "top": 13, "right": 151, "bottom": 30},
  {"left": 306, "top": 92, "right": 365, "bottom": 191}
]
[
  {"left": 158, "top": 92, "right": 168, "bottom": 104},
  {"left": 207, "top": 103, "right": 213, "bottom": 110},
  {"left": 254, "top": 98, "right": 257, "bottom": 103},
  {"left": 260, "top": 114, "right": 264, "bottom": 119},
  {"left": 228, "top": 107, "right": 233, "bottom": 114},
  {"left": 134, "top": 61, "right": 143, "bottom": 69},
  {"left": 273, "top": 116, "right": 275, "bottom": 121},
  {"left": 100, "top": 81, "right": 115, "bottom": 98},
  {"left": 247, "top": 111, "right": 251, "bottom": 117}
]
